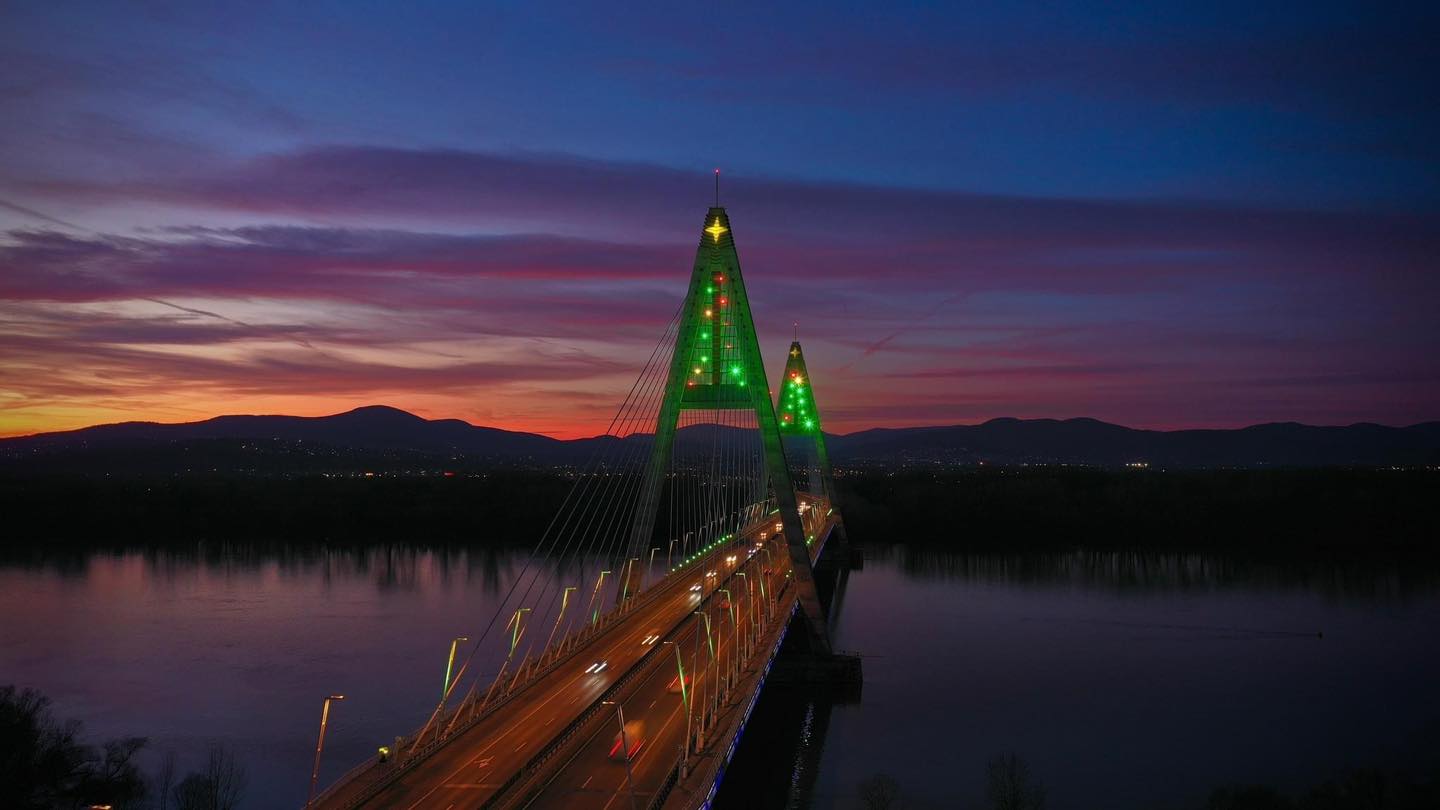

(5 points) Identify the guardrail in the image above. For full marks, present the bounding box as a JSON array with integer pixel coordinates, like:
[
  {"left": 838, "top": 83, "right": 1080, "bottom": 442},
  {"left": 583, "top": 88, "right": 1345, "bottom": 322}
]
[
  {"left": 312, "top": 528, "right": 776, "bottom": 809},
  {"left": 481, "top": 611, "right": 676, "bottom": 809},
  {"left": 486, "top": 540, "right": 792, "bottom": 809},
  {"left": 683, "top": 595, "right": 800, "bottom": 810},
  {"left": 625, "top": 581, "right": 803, "bottom": 810},
  {"left": 648, "top": 762, "right": 680, "bottom": 810},
  {"left": 312, "top": 603, "right": 639, "bottom": 809}
]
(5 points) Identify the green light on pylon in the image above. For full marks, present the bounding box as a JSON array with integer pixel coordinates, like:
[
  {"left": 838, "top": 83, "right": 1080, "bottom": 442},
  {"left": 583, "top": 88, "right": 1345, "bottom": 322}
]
[{"left": 777, "top": 341, "right": 822, "bottom": 434}]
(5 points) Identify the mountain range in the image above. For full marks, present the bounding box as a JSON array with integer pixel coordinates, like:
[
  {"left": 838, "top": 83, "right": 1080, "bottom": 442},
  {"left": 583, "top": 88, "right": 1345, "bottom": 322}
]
[{"left": 3, "top": 405, "right": 1438, "bottom": 472}]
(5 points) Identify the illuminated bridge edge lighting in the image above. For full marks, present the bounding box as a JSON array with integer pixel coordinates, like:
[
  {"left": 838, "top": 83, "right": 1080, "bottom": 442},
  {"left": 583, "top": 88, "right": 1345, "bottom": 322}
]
[{"left": 697, "top": 600, "right": 800, "bottom": 810}]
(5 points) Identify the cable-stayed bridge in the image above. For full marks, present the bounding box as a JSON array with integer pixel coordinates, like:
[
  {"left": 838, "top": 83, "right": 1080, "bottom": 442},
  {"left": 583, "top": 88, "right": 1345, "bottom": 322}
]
[{"left": 312, "top": 203, "right": 861, "bottom": 810}]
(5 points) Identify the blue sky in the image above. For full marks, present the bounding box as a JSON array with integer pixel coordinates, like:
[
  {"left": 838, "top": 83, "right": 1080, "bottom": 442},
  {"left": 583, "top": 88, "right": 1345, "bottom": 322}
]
[{"left": 1, "top": 1, "right": 1436, "bottom": 436}]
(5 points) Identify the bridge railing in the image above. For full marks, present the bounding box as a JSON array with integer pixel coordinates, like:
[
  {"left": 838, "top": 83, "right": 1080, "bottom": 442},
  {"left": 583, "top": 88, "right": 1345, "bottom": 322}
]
[
  {"left": 312, "top": 526, "right": 772, "bottom": 808},
  {"left": 314, "top": 570, "right": 682, "bottom": 808},
  {"left": 678, "top": 595, "right": 800, "bottom": 810},
  {"left": 648, "top": 764, "right": 680, "bottom": 810},
  {"left": 482, "top": 537, "right": 790, "bottom": 809},
  {"left": 641, "top": 582, "right": 798, "bottom": 810}
]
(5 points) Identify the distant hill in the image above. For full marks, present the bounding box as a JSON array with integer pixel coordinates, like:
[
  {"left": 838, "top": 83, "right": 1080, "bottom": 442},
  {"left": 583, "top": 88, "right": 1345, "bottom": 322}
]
[
  {"left": 832, "top": 417, "right": 1440, "bottom": 467},
  {"left": 2, "top": 406, "right": 1437, "bottom": 473},
  {"left": 2, "top": 404, "right": 562, "bottom": 459}
]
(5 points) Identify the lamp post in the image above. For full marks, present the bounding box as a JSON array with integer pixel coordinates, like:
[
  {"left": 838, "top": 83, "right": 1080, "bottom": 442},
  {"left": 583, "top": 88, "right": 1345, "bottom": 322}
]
[
  {"left": 586, "top": 570, "right": 611, "bottom": 627},
  {"left": 442, "top": 637, "right": 468, "bottom": 701},
  {"left": 758, "top": 547, "right": 774, "bottom": 617},
  {"left": 480, "top": 608, "right": 530, "bottom": 713},
  {"left": 719, "top": 588, "right": 737, "bottom": 684},
  {"left": 625, "top": 557, "right": 640, "bottom": 606},
  {"left": 603, "top": 700, "right": 639, "bottom": 810},
  {"left": 667, "top": 538, "right": 678, "bottom": 571},
  {"left": 736, "top": 573, "right": 753, "bottom": 657},
  {"left": 305, "top": 694, "right": 345, "bottom": 808},
  {"left": 544, "top": 586, "right": 577, "bottom": 658},
  {"left": 664, "top": 640, "right": 691, "bottom": 776},
  {"left": 509, "top": 607, "right": 532, "bottom": 657},
  {"left": 693, "top": 610, "right": 712, "bottom": 741}
]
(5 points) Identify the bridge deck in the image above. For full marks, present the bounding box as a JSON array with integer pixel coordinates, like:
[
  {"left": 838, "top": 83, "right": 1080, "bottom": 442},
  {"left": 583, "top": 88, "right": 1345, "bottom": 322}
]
[
  {"left": 519, "top": 516, "right": 838, "bottom": 810},
  {"left": 315, "top": 502, "right": 830, "bottom": 810}
]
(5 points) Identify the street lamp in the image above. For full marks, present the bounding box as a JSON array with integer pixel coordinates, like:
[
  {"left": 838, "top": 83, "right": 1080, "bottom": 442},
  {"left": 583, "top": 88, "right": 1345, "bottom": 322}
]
[
  {"left": 624, "top": 557, "right": 640, "bottom": 605},
  {"left": 544, "top": 586, "right": 578, "bottom": 657},
  {"left": 442, "top": 637, "right": 468, "bottom": 700},
  {"left": 603, "top": 700, "right": 639, "bottom": 810},
  {"left": 586, "top": 570, "right": 611, "bottom": 627},
  {"left": 305, "top": 694, "right": 345, "bottom": 808},
  {"left": 663, "top": 640, "right": 691, "bottom": 775},
  {"left": 694, "top": 610, "right": 717, "bottom": 728},
  {"left": 736, "top": 572, "right": 754, "bottom": 656},
  {"left": 719, "top": 588, "right": 737, "bottom": 683},
  {"left": 757, "top": 547, "right": 774, "bottom": 615},
  {"left": 478, "top": 608, "right": 531, "bottom": 713},
  {"left": 509, "top": 607, "right": 532, "bottom": 657}
]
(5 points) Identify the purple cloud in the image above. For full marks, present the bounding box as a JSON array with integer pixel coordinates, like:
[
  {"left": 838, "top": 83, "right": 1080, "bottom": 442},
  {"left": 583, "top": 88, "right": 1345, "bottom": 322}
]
[{"left": 1, "top": 148, "right": 1436, "bottom": 435}]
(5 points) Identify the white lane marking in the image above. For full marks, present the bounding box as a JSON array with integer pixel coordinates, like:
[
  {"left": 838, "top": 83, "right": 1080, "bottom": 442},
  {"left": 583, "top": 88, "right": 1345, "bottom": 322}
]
[
  {"left": 399, "top": 544, "right": 784, "bottom": 810},
  {"left": 400, "top": 665, "right": 603, "bottom": 809}
]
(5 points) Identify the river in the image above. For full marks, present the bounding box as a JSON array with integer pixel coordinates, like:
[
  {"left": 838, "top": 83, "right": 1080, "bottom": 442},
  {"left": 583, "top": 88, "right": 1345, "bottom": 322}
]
[{"left": 3, "top": 546, "right": 1437, "bottom": 808}]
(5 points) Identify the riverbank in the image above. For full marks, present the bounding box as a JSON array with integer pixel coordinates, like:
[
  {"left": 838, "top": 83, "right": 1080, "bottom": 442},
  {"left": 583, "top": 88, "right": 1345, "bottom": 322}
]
[{"left": 2, "top": 467, "right": 1435, "bottom": 555}]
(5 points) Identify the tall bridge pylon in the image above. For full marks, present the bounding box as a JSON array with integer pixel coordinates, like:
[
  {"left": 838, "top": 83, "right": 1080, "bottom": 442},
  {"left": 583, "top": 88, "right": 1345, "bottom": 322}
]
[
  {"left": 628, "top": 206, "right": 833, "bottom": 654},
  {"left": 778, "top": 338, "right": 840, "bottom": 510},
  {"left": 311, "top": 201, "right": 856, "bottom": 810}
]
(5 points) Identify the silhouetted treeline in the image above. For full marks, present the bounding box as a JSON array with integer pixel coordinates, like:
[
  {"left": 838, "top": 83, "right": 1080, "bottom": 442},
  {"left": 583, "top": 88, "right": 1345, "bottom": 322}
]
[
  {"left": 0, "top": 684, "right": 247, "bottom": 810},
  {"left": 837, "top": 467, "right": 1440, "bottom": 554},
  {"left": 3, "top": 467, "right": 1437, "bottom": 555},
  {"left": 0, "top": 472, "right": 573, "bottom": 549}
]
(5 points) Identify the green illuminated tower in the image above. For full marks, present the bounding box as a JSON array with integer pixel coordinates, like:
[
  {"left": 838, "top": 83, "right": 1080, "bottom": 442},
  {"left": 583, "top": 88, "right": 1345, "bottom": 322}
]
[
  {"left": 777, "top": 339, "right": 839, "bottom": 507},
  {"left": 628, "top": 206, "right": 831, "bottom": 653}
]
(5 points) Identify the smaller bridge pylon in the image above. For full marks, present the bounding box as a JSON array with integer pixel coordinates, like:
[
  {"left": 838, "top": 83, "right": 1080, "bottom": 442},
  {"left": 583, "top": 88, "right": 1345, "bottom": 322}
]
[
  {"left": 776, "top": 337, "right": 855, "bottom": 563},
  {"left": 777, "top": 338, "right": 839, "bottom": 508}
]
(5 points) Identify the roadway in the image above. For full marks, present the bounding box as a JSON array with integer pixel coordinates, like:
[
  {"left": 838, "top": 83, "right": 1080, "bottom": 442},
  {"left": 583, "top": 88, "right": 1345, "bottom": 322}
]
[
  {"left": 519, "top": 541, "right": 780, "bottom": 810},
  {"left": 318, "top": 502, "right": 814, "bottom": 810}
]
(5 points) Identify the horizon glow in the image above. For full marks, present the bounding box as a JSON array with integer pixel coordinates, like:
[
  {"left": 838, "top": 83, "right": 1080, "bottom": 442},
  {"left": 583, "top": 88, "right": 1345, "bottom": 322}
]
[{"left": 1, "top": 2, "right": 1437, "bottom": 439}]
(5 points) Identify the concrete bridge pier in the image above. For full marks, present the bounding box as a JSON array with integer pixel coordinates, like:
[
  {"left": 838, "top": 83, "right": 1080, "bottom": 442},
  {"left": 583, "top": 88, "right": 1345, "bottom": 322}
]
[{"left": 765, "top": 520, "right": 864, "bottom": 695}]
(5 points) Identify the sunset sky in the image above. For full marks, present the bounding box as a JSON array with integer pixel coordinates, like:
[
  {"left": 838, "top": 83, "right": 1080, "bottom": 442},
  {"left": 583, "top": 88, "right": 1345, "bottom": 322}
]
[{"left": 2, "top": 2, "right": 1436, "bottom": 439}]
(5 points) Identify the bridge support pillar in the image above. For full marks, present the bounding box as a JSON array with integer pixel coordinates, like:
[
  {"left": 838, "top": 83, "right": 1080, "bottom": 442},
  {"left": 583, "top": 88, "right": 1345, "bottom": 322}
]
[{"left": 622, "top": 207, "right": 834, "bottom": 654}]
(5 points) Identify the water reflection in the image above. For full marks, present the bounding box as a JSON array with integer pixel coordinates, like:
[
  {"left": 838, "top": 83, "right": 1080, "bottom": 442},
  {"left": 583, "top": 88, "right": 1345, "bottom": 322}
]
[
  {"left": 720, "top": 546, "right": 1440, "bottom": 810},
  {"left": 3, "top": 546, "right": 1438, "bottom": 810},
  {"left": 0, "top": 545, "right": 616, "bottom": 808},
  {"left": 1, "top": 544, "right": 530, "bottom": 593},
  {"left": 875, "top": 545, "right": 1440, "bottom": 603}
]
